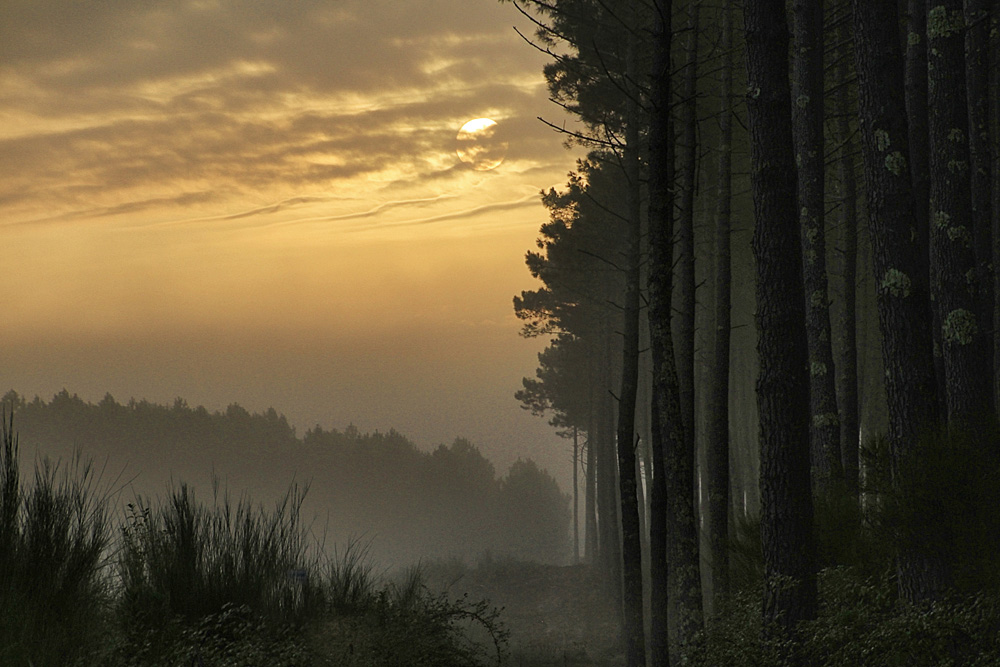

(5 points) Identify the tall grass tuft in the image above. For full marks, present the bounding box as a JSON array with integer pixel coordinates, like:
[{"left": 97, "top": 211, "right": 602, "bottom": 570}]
[
  {"left": 323, "top": 537, "right": 378, "bottom": 613},
  {"left": 0, "top": 406, "right": 113, "bottom": 666},
  {"left": 117, "top": 479, "right": 319, "bottom": 630}
]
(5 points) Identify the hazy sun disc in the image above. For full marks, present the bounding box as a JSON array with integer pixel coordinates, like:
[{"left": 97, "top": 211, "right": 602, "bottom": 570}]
[{"left": 456, "top": 118, "right": 508, "bottom": 171}]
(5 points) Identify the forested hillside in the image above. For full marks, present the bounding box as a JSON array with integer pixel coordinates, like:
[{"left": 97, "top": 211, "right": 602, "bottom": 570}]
[{"left": 2, "top": 389, "right": 570, "bottom": 567}]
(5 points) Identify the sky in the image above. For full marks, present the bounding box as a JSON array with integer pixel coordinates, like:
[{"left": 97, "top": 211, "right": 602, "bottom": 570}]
[{"left": 0, "top": 0, "right": 585, "bottom": 487}]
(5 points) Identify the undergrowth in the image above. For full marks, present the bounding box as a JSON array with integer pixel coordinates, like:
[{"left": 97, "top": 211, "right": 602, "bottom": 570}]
[
  {"left": 702, "top": 426, "right": 1000, "bottom": 666},
  {"left": 1, "top": 407, "right": 507, "bottom": 666}
]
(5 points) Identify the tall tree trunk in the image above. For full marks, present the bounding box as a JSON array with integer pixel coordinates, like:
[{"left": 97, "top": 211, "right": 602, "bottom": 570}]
[
  {"left": 676, "top": 0, "right": 699, "bottom": 460},
  {"left": 903, "top": 0, "right": 944, "bottom": 424},
  {"left": 615, "top": 33, "right": 646, "bottom": 666},
  {"left": 927, "top": 0, "right": 992, "bottom": 431},
  {"left": 834, "top": 16, "right": 860, "bottom": 498},
  {"left": 647, "top": 4, "right": 673, "bottom": 664},
  {"left": 965, "top": 0, "right": 995, "bottom": 413},
  {"left": 793, "top": 0, "right": 842, "bottom": 493},
  {"left": 705, "top": 0, "right": 734, "bottom": 615},
  {"left": 743, "top": 0, "right": 818, "bottom": 649},
  {"left": 574, "top": 425, "right": 580, "bottom": 564},
  {"left": 599, "top": 320, "right": 623, "bottom": 598},
  {"left": 668, "top": 3, "right": 705, "bottom": 659},
  {"left": 586, "top": 355, "right": 599, "bottom": 565},
  {"left": 586, "top": 428, "right": 598, "bottom": 564},
  {"left": 992, "top": 4, "right": 1000, "bottom": 413},
  {"left": 851, "top": 0, "right": 946, "bottom": 603}
]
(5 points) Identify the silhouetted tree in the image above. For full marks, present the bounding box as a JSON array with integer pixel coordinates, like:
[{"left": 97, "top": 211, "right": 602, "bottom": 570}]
[
  {"left": 647, "top": 0, "right": 676, "bottom": 662},
  {"left": 743, "top": 0, "right": 818, "bottom": 650},
  {"left": 927, "top": 0, "right": 992, "bottom": 432},
  {"left": 852, "top": 0, "right": 946, "bottom": 603},
  {"left": 793, "top": 0, "right": 841, "bottom": 492},
  {"left": 705, "top": 0, "right": 735, "bottom": 614},
  {"left": 832, "top": 12, "right": 861, "bottom": 498}
]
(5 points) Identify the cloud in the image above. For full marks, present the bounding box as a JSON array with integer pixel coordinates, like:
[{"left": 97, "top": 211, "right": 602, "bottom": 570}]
[{"left": 0, "top": 0, "right": 569, "bottom": 228}]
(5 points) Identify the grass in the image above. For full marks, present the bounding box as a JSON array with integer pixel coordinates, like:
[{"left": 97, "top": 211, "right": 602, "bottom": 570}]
[
  {"left": 1, "top": 407, "right": 507, "bottom": 666},
  {"left": 1, "top": 408, "right": 114, "bottom": 666}
]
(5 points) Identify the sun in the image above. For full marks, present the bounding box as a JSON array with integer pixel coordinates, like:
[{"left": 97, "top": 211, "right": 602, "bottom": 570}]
[{"left": 456, "top": 118, "right": 508, "bottom": 171}]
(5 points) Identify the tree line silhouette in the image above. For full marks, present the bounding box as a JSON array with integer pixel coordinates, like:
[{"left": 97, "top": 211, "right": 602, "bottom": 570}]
[{"left": 3, "top": 389, "right": 571, "bottom": 567}]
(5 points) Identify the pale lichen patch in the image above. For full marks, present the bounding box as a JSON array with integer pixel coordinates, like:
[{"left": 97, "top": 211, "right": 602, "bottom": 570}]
[
  {"left": 810, "top": 362, "right": 828, "bottom": 377},
  {"left": 933, "top": 210, "right": 952, "bottom": 229},
  {"left": 874, "top": 129, "right": 891, "bottom": 152},
  {"left": 942, "top": 309, "right": 977, "bottom": 345},
  {"left": 947, "top": 160, "right": 968, "bottom": 173},
  {"left": 927, "top": 6, "right": 964, "bottom": 39},
  {"left": 946, "top": 225, "right": 970, "bottom": 245},
  {"left": 813, "top": 413, "right": 840, "bottom": 428},
  {"left": 880, "top": 269, "right": 912, "bottom": 297},
  {"left": 885, "top": 152, "right": 906, "bottom": 175}
]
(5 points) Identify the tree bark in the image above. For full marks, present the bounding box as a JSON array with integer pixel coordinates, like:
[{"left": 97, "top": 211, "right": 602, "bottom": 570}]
[
  {"left": 705, "top": 0, "right": 734, "bottom": 615},
  {"left": 743, "top": 0, "right": 818, "bottom": 648},
  {"left": 615, "top": 30, "right": 645, "bottom": 666},
  {"left": 793, "top": 0, "right": 842, "bottom": 492},
  {"left": 666, "top": 3, "right": 704, "bottom": 660},
  {"left": 851, "top": 0, "right": 947, "bottom": 603},
  {"left": 573, "top": 425, "right": 580, "bottom": 564},
  {"left": 964, "top": 0, "right": 995, "bottom": 414},
  {"left": 903, "top": 0, "right": 945, "bottom": 424},
  {"left": 927, "top": 0, "right": 992, "bottom": 431},
  {"left": 598, "top": 321, "right": 623, "bottom": 599},
  {"left": 586, "top": 429, "right": 598, "bottom": 564},
  {"left": 833, "top": 15, "right": 860, "bottom": 498},
  {"left": 648, "top": 5, "right": 673, "bottom": 664},
  {"left": 992, "top": 3, "right": 1000, "bottom": 412},
  {"left": 675, "top": 0, "right": 699, "bottom": 461}
]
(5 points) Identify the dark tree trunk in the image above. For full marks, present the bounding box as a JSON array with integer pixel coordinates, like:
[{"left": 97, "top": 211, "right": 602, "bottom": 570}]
[
  {"left": 992, "top": 5, "right": 1000, "bottom": 412},
  {"left": 851, "top": 0, "right": 946, "bottom": 603},
  {"left": 793, "top": 0, "right": 842, "bottom": 492},
  {"left": 903, "top": 0, "right": 944, "bottom": 423},
  {"left": 615, "top": 37, "right": 645, "bottom": 666},
  {"left": 965, "top": 0, "right": 995, "bottom": 413},
  {"left": 675, "top": 0, "right": 698, "bottom": 459},
  {"left": 598, "top": 321, "right": 623, "bottom": 598},
  {"left": 927, "top": 0, "right": 992, "bottom": 431},
  {"left": 573, "top": 426, "right": 580, "bottom": 564},
  {"left": 586, "top": 428, "right": 598, "bottom": 564},
  {"left": 743, "top": 0, "right": 818, "bottom": 648},
  {"left": 833, "top": 17, "right": 860, "bottom": 498},
  {"left": 666, "top": 4, "right": 704, "bottom": 660},
  {"left": 705, "top": 0, "right": 734, "bottom": 615},
  {"left": 647, "top": 2, "right": 673, "bottom": 662},
  {"left": 586, "top": 354, "right": 599, "bottom": 565}
]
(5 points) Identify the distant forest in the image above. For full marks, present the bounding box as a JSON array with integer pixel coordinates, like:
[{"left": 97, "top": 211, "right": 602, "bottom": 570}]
[{"left": 2, "top": 389, "right": 571, "bottom": 567}]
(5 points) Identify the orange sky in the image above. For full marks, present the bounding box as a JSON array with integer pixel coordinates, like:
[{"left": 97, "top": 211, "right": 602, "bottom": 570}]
[{"left": 0, "top": 0, "right": 584, "bottom": 485}]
